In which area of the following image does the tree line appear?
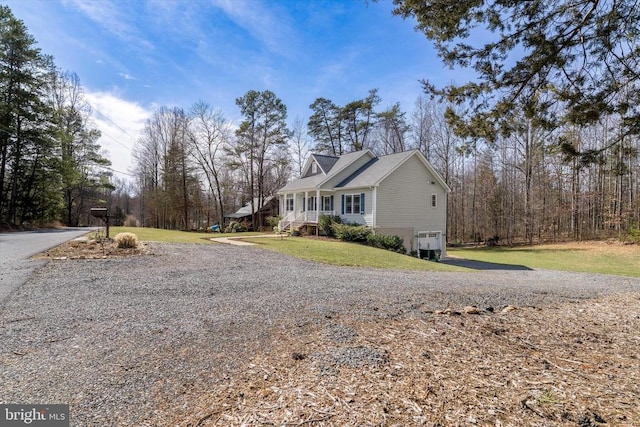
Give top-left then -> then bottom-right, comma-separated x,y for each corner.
3,2 -> 640,244
132,88 -> 640,243
0,6 -> 111,228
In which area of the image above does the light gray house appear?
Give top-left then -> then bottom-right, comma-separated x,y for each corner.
277,149 -> 450,256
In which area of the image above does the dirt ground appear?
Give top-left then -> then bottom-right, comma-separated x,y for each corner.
35,239 -> 640,426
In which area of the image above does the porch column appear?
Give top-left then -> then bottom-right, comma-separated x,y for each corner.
304,191 -> 308,221
316,189 -> 321,235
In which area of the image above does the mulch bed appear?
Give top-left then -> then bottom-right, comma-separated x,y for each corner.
164,293 -> 639,427
35,238 -> 150,260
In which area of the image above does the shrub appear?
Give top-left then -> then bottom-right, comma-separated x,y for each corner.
114,232 -> 138,249
124,215 -> 139,227
266,215 -> 281,229
332,223 -> 372,242
318,214 -> 342,237
366,233 -> 406,254
628,224 -> 640,243
224,221 -> 246,233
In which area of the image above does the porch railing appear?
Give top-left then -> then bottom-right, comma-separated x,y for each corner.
304,210 -> 335,223
278,210 -> 336,231
277,211 -> 304,232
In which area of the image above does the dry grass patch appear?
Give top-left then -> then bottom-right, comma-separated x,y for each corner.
114,232 -> 139,248
165,293 -> 640,427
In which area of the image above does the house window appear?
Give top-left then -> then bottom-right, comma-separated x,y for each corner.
431,194 -> 437,208
311,162 -> 318,174
286,197 -> 294,212
344,194 -> 361,214
322,196 -> 332,212
307,196 -> 317,211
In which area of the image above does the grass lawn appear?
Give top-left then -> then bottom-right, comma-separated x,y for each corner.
107,227 -> 640,276
243,236 -> 467,272
449,241 -> 640,277
109,226 -> 263,244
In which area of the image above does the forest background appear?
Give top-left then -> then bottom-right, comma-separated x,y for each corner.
1,2 -> 639,245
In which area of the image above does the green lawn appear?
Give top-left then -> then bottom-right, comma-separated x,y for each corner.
243,236 -> 467,271
109,226 -> 263,244
448,243 -> 640,277
107,227 -> 640,276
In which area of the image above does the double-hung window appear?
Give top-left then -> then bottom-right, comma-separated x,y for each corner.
322,196 -> 332,212
307,196 -> 317,211
344,194 -> 361,214
285,197 -> 294,212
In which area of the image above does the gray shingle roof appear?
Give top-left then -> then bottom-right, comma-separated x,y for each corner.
313,154 -> 339,174
336,150 -> 415,188
278,149 -> 449,194
279,150 -> 371,192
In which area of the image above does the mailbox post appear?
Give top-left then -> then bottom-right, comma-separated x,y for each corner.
90,207 -> 110,239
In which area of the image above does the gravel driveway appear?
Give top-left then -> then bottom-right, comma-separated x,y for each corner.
1,242 -> 639,425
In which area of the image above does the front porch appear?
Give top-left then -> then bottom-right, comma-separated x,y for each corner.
278,191 -> 336,232
277,209 -> 336,232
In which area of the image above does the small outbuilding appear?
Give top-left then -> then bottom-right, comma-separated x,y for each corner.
224,196 -> 278,230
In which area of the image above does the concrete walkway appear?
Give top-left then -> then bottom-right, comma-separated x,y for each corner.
210,234 -> 287,246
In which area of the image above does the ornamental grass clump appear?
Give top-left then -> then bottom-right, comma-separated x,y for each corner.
114,232 -> 138,249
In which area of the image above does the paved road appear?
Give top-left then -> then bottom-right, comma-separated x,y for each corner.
0,228 -> 96,303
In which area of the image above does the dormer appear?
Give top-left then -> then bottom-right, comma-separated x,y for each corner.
301,153 -> 339,178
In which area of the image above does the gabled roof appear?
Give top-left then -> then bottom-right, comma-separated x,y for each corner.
225,196 -> 274,218
313,154 -> 339,174
336,150 -> 414,188
278,149 -> 450,193
279,150 -> 373,192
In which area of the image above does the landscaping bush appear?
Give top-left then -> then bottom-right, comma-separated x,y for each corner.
114,232 -> 138,249
266,216 -> 281,229
628,224 -> 640,243
366,233 -> 406,254
332,223 -> 372,242
224,221 -> 245,233
318,214 -> 342,237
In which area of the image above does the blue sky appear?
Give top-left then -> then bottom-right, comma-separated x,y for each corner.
6,0 -> 455,179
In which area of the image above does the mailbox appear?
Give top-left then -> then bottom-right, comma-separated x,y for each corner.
90,207 -> 110,238
90,207 -> 108,218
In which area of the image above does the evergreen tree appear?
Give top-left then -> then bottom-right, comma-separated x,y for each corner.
0,6 -> 57,225
390,0 -> 640,162
234,90 -> 289,229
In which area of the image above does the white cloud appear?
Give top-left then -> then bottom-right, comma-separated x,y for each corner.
62,0 -> 154,50
84,91 -> 152,180
209,0 -> 297,58
118,72 -> 136,80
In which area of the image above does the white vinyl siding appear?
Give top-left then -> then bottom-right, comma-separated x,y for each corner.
375,155 -> 446,232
